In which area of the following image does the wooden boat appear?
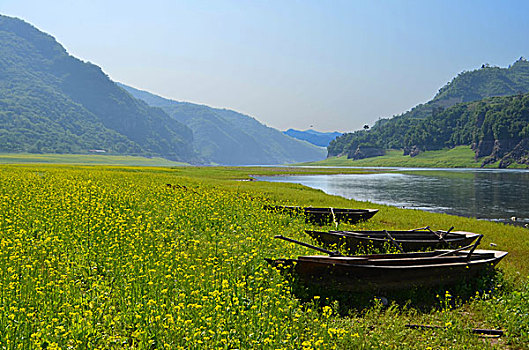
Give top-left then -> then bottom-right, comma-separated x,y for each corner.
305,228 -> 480,252
267,235 -> 507,292
267,249 -> 507,292
264,205 -> 378,225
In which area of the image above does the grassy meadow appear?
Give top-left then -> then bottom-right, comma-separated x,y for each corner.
0,153 -> 188,167
300,146 -> 529,169
0,164 -> 528,348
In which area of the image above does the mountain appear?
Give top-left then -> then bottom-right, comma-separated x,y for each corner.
0,14 -> 196,161
120,84 -> 326,165
329,59 -> 529,167
283,129 -> 342,147
400,93 -> 529,167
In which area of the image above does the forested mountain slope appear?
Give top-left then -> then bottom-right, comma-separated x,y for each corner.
120,84 -> 326,165
329,59 -> 529,167
0,15 -> 196,161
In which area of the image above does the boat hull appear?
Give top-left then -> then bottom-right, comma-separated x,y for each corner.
268,250 -> 507,292
265,205 -> 378,225
305,230 -> 480,252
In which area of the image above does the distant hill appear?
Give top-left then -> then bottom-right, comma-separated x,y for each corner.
120,84 -> 326,165
329,59 -> 529,167
283,129 -> 342,147
0,14 -> 197,161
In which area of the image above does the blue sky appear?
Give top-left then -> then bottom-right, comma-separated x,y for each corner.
2,0 -> 529,132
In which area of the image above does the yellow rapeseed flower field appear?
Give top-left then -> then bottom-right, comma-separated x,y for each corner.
0,165 -> 527,349
0,166 -> 355,349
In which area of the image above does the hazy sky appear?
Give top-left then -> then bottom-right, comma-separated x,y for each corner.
2,0 -> 529,132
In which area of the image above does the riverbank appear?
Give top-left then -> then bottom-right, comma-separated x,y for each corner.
0,164 -> 527,348
257,170 -> 529,226
299,146 -> 529,169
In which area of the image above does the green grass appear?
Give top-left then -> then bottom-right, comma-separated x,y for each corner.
0,164 -> 527,348
168,165 -> 376,180
299,146 -> 507,168
0,153 -> 188,166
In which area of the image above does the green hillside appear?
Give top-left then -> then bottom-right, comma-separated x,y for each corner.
329,59 -> 529,167
300,146 -> 519,168
120,84 -> 327,165
0,15 -> 196,161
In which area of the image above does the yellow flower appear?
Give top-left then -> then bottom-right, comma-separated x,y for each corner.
322,305 -> 332,318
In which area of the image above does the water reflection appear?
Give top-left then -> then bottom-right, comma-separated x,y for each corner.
257,170 -> 529,223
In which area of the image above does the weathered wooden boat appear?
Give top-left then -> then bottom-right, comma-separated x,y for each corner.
267,235 -> 507,292
305,227 -> 480,252
264,205 -> 378,225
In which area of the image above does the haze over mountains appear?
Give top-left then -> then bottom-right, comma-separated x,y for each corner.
283,129 -> 342,147
330,59 -> 529,167
120,84 -> 326,165
0,14 -> 325,165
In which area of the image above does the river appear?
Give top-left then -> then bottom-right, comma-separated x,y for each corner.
257,168 -> 529,224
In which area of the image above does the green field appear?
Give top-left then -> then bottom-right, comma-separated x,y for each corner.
300,146 -> 522,168
0,164 -> 527,348
0,153 -> 188,166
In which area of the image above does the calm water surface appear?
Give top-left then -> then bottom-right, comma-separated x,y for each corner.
257,169 -> 529,223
